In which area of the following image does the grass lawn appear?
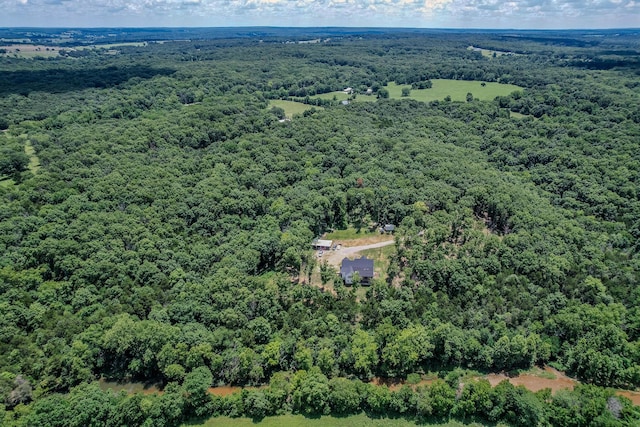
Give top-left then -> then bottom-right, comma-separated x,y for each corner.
268,100 -> 320,118
185,414 -> 489,427
386,80 -> 522,103
360,244 -> 395,282
324,227 -> 378,241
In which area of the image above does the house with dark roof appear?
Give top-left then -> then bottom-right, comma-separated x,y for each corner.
340,257 -> 374,285
382,224 -> 395,233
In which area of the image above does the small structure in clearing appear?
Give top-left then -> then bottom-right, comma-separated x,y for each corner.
312,239 -> 333,250
381,224 -> 395,233
340,256 -> 374,285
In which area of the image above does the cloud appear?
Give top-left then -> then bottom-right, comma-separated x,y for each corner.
0,0 -> 638,27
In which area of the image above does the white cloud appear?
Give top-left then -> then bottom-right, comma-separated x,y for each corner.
0,0 -> 638,27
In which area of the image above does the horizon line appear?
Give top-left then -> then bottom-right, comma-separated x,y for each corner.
1,26 -> 639,31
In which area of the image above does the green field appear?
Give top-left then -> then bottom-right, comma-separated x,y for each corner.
360,243 -> 396,282
467,46 -> 517,58
386,80 -> 522,102
13,51 -> 59,58
0,45 -> 61,58
324,227 -> 379,240
311,91 -> 378,103
185,414 -> 490,427
268,100 -> 320,118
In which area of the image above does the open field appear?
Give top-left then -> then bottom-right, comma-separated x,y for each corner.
0,42 -> 149,58
468,46 -> 518,58
0,44 -> 61,58
324,227 -> 387,242
185,414 -> 486,427
311,91 -> 377,103
268,100 -> 320,118
386,80 -> 522,102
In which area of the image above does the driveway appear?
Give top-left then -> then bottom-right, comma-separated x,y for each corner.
322,239 -> 395,269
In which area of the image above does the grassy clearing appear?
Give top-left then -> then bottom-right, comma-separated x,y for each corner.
359,243 -> 395,282
311,91 -> 377,103
268,100 -> 320,118
324,227 -> 378,241
386,80 -> 522,103
0,45 -> 61,58
185,414 -> 487,427
25,140 -> 40,174
509,111 -> 529,119
468,46 -> 517,58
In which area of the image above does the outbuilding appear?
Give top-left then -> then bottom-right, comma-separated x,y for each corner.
312,239 -> 333,250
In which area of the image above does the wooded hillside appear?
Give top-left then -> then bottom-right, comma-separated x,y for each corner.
1,29 -> 640,426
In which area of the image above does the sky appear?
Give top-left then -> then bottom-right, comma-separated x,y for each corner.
0,0 -> 638,29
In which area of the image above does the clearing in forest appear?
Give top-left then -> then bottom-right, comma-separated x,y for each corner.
268,100 -> 320,118
25,140 -> 40,173
467,45 -> 518,58
386,79 -> 522,102
310,91 -> 377,103
0,136 -> 40,187
309,228 -> 395,296
0,44 -> 62,58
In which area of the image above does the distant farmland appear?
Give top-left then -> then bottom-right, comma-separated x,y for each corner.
387,79 -> 522,102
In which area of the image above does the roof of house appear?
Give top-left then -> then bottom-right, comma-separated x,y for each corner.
312,239 -> 333,247
340,257 -> 374,279
383,224 -> 395,231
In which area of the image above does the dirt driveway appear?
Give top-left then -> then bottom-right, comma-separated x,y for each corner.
322,238 -> 395,269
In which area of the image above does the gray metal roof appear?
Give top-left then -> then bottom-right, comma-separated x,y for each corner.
340,257 -> 374,279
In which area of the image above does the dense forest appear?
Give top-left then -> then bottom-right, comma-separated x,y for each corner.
1,29 -> 640,426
